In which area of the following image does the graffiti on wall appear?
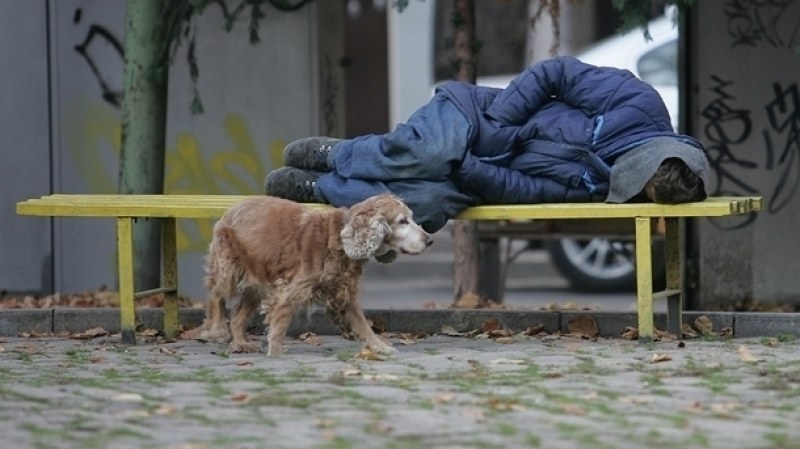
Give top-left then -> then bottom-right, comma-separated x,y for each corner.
70,9 -> 283,252
699,1 -> 800,229
723,0 -> 800,50
701,75 -> 800,228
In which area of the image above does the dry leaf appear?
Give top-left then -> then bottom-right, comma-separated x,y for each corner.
236,360 -> 254,366
493,337 -> 514,344
154,404 -> 179,415
650,353 -> 672,363
340,366 -> 362,377
655,329 -> 678,340
737,345 -> 761,363
300,332 -> 322,346
113,393 -> 144,402
138,328 -> 160,337
88,355 -> 107,364
480,317 -> 502,333
681,323 -> 699,339
621,326 -> 639,340
431,393 -> 456,405
70,327 -> 109,340
521,323 -> 545,336
440,325 -> 464,337
566,315 -> 599,337
230,393 -> 250,404
453,291 -> 481,309
355,347 -> 386,361
694,316 -> 714,335
489,358 -> 526,365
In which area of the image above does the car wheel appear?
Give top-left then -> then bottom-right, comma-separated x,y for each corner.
544,238 -> 665,292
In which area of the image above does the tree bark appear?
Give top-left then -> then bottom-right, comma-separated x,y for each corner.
450,0 -> 492,307
119,0 -> 168,292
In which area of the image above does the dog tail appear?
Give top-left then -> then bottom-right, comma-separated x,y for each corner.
204,223 -> 247,293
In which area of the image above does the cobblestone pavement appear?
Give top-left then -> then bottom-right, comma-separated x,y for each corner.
1,333 -> 799,449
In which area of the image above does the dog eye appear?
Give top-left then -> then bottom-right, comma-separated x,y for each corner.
398,218 -> 409,225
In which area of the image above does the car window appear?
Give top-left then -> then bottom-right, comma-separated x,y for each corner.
636,40 -> 677,86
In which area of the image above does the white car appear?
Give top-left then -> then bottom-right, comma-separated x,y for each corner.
477,17 -> 679,292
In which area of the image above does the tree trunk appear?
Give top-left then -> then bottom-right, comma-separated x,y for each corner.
450,0 -> 492,307
119,0 -> 168,292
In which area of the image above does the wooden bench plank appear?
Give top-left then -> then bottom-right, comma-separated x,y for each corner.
18,195 -> 762,220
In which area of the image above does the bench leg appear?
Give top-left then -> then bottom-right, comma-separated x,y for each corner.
635,217 -> 654,341
162,218 -> 178,340
117,217 -> 136,345
664,217 -> 682,336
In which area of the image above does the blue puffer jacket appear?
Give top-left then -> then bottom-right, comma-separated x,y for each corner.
318,56 -> 700,232
441,56 -> 696,203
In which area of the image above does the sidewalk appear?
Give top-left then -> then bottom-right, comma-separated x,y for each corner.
2,332 -> 799,449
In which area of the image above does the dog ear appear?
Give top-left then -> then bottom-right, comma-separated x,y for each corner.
341,208 -> 390,259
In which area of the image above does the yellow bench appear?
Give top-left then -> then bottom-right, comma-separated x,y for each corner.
16,194 -> 762,343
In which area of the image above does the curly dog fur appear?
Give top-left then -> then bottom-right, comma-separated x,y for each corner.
195,194 -> 432,356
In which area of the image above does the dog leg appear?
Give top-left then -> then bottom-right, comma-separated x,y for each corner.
341,301 -> 397,355
227,287 -> 262,353
265,294 -> 298,357
196,293 -> 231,343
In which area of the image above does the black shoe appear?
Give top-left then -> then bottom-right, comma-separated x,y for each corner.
264,167 -> 322,203
282,137 -> 342,171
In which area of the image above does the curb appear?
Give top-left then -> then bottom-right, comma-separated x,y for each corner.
1,308 -> 798,339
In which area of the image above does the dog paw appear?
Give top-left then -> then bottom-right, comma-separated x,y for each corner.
196,328 -> 231,343
369,342 -> 398,355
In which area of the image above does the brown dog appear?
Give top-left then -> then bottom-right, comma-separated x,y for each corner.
195,194 -> 432,356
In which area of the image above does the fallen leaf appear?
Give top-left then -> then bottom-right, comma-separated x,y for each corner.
340,366 -> 362,377
737,345 -> 761,363
493,337 -> 514,344
431,393 -> 456,405
300,332 -> 322,346
621,395 -> 653,405
70,327 -> 109,340
566,315 -> 599,337
355,347 -> 386,361
681,323 -> 698,339
236,360 -> 254,366
480,317 -> 502,333
650,353 -> 672,363
230,393 -> 250,404
521,323 -> 545,336
113,393 -> 144,402
489,358 -> 526,365
88,355 -> 107,364
138,328 -> 160,337
453,292 -> 481,309
694,316 -> 714,335
153,404 -> 179,415
621,326 -> 639,340
440,325 -> 464,337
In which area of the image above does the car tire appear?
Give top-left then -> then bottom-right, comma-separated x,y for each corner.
544,238 -> 666,293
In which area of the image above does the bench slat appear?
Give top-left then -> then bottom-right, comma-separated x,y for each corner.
18,195 -> 762,220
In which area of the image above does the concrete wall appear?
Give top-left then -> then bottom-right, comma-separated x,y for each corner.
0,0 -> 53,295
689,1 -> 800,307
2,0 -> 345,299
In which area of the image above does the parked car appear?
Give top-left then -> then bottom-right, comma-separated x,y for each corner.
477,16 -> 678,292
